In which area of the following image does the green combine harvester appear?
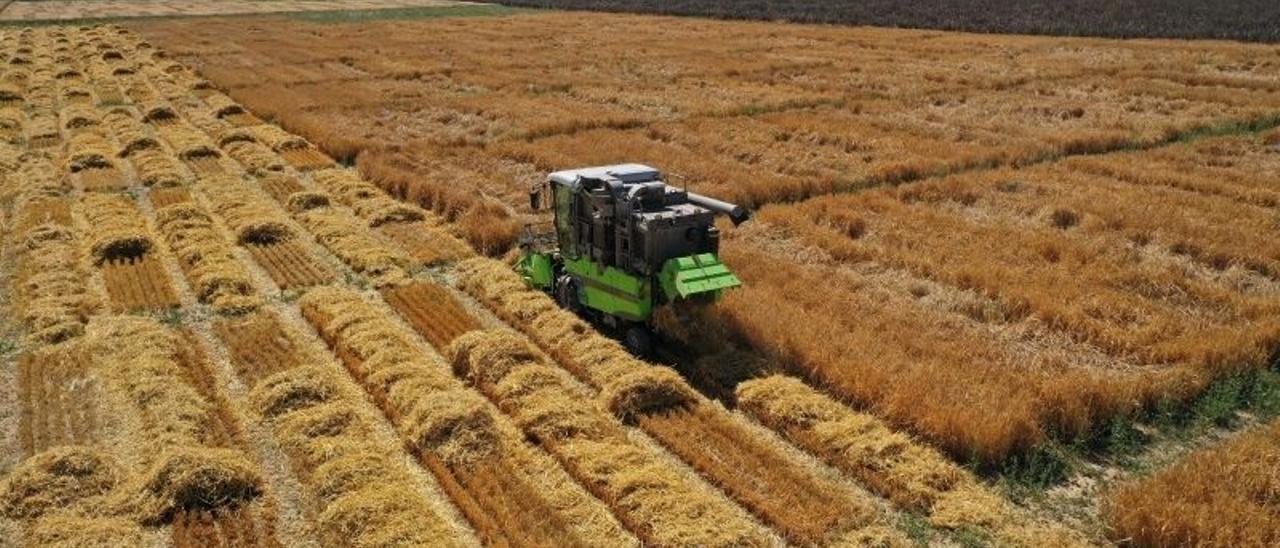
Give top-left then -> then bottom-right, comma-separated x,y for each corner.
517,164 -> 750,356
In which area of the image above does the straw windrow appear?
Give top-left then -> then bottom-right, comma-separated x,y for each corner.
449,328 -> 775,547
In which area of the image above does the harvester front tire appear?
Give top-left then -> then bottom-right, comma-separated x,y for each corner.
624,326 -> 652,358
556,276 -> 578,313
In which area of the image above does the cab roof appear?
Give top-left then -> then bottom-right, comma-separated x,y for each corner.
547,163 -> 663,187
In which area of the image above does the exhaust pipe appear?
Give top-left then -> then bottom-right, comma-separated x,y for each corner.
687,192 -> 751,226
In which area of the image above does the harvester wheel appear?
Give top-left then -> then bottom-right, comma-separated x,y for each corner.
556,276 -> 578,313
624,325 -> 652,358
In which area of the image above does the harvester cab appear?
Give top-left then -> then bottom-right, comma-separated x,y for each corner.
517,163 -> 749,356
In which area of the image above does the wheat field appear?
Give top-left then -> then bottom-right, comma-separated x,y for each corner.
0,9 -> 1277,547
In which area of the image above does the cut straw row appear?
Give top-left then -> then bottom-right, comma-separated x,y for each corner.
157,122 -> 221,162
221,133 -> 286,175
62,130 -> 115,174
453,256 -> 698,418
82,316 -> 264,523
282,186 -> 412,287
247,361 -> 465,547
2,316 -> 265,544
197,173 -> 296,245
103,107 -> 157,155
311,167 -> 426,228
449,328 -> 774,547
9,152 -> 90,345
297,285 -> 634,546
736,375 -> 1084,546
11,203 -> 98,344
153,201 -> 261,314
79,193 -> 153,264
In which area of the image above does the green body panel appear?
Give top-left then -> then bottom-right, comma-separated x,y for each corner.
659,253 -> 742,300
516,251 -> 555,290
516,249 -> 739,323
563,255 -> 652,322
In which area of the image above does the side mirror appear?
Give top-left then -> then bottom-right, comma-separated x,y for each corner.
529,184 -> 541,211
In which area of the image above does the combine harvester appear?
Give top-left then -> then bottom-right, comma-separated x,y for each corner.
518,163 -> 749,356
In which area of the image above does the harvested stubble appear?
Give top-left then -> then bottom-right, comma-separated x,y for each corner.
80,193 -> 154,263
299,286 -> 626,546
258,174 -> 305,203
282,147 -> 335,172
311,167 -> 426,228
1106,418 -> 1280,547
638,403 -> 883,546
381,281 -> 480,351
84,316 -> 265,522
149,187 -> 191,208
248,238 -> 336,289
12,195 -> 70,235
99,252 -> 181,312
449,329 -> 773,547
214,311 -> 305,387
735,376 -> 1081,545
18,345 -> 102,454
289,194 -> 412,287
172,505 -> 282,548
154,202 -> 262,314
248,365 -> 463,547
